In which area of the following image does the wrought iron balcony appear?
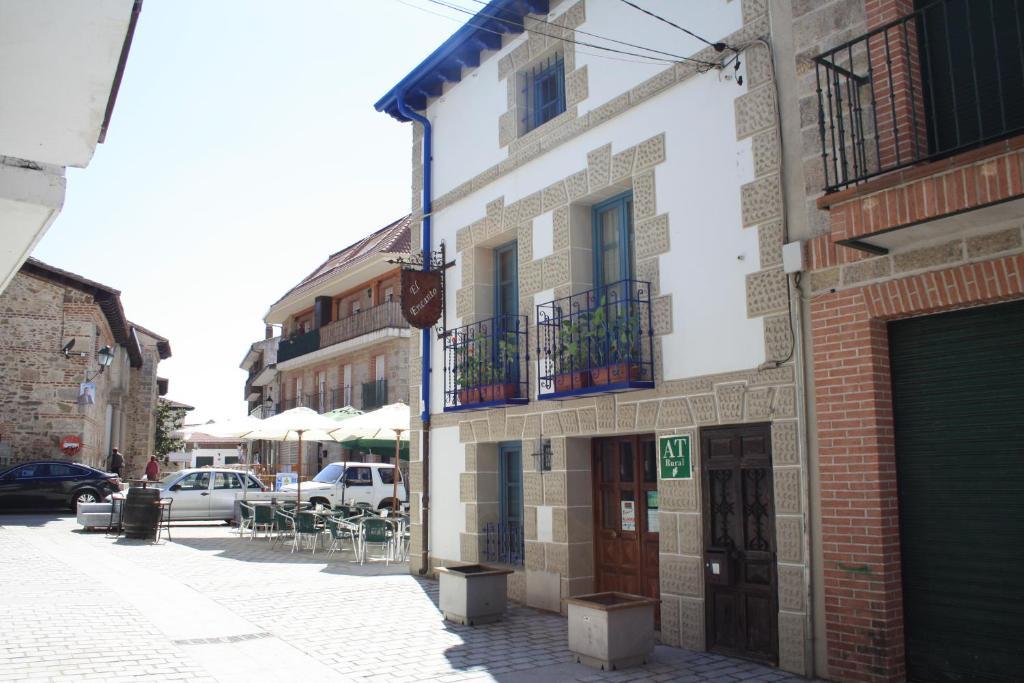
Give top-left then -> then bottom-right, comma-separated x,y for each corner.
362,379 -> 388,411
815,0 -> 1024,193
276,302 -> 409,365
277,328 -> 320,363
443,314 -> 529,411
536,279 -> 654,399
332,385 -> 354,410
483,521 -> 525,566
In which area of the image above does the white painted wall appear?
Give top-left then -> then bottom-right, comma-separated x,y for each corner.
428,425 -> 464,562
427,1 -> 743,199
0,0 -> 136,167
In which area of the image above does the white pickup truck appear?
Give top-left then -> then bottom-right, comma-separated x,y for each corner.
280,461 -> 407,510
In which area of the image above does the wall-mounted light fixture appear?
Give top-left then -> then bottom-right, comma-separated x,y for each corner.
83,346 -> 115,382
531,438 -> 552,472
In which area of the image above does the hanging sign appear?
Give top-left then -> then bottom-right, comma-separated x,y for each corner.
621,500 -> 636,531
659,434 -> 692,479
400,269 -> 443,329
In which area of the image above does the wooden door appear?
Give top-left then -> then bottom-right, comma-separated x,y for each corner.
701,424 -> 778,664
593,435 -> 660,619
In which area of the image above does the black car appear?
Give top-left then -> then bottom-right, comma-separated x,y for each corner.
0,461 -> 120,512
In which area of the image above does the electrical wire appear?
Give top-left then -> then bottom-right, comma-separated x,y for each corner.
415,0 -> 715,66
392,0 -> 676,66
616,0 -> 728,51
457,0 -> 716,66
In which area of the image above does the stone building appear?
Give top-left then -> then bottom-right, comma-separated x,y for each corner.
376,1 -> 814,676
0,259 -> 171,475
778,0 -> 1024,681
261,216 -> 412,475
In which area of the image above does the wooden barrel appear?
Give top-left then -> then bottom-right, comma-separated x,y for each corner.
122,487 -> 160,539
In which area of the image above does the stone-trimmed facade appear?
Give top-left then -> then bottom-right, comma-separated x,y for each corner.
399,0 -> 812,676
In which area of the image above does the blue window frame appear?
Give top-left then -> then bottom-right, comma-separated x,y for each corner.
592,192 -> 635,287
494,241 -> 518,319
499,442 -> 523,526
522,53 -> 565,132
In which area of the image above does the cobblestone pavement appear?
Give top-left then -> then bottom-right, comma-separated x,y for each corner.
0,513 -> 809,682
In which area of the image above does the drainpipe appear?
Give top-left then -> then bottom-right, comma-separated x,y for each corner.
395,95 -> 432,575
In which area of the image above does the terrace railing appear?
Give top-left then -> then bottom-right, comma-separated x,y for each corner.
815,0 -> 1024,192
361,379 -> 388,411
443,314 -> 529,411
277,329 -> 320,364
536,279 -> 654,399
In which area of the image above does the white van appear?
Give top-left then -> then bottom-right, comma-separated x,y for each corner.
280,461 -> 407,510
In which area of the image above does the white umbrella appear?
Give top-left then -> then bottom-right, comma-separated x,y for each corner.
334,402 -> 411,510
235,407 -> 348,504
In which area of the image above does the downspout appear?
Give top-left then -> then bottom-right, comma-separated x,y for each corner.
395,95 -> 432,575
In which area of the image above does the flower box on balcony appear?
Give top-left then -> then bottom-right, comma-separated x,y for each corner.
445,314 -> 529,412
537,280 -> 655,399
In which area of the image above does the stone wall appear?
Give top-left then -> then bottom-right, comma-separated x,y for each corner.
121,330 -> 163,477
0,271 -> 120,469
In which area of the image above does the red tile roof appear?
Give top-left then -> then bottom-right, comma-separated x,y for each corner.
271,215 -> 411,308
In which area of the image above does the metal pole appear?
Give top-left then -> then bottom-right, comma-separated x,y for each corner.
392,429 -> 403,511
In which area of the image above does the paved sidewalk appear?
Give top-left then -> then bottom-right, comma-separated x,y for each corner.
0,513 -> 807,682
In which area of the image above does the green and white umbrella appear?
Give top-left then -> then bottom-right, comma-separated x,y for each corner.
333,402 -> 411,508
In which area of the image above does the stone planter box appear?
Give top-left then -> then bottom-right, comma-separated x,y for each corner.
565,592 -> 658,670
436,564 -> 514,625
77,502 -> 113,531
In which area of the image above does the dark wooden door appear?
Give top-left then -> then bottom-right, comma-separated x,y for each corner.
593,435 -> 660,619
701,424 -> 778,664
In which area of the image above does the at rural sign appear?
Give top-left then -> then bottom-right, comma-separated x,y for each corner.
400,269 -> 443,329
659,434 -> 691,480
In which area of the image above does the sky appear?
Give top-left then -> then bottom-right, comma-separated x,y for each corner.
33,0 -> 464,424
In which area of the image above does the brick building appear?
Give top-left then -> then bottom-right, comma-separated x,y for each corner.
780,0 -> 1024,680
240,330 -> 281,468
0,259 -> 172,475
261,216 -> 412,475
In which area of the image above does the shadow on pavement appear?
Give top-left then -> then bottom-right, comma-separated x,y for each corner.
0,511 -> 72,528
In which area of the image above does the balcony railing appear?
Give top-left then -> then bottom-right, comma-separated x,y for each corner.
361,379 -> 388,411
320,301 -> 408,349
483,521 -> 524,566
815,0 -> 1024,192
536,279 -> 655,399
443,314 -> 529,411
333,385 -> 354,409
276,302 -> 409,365
277,328 -> 320,363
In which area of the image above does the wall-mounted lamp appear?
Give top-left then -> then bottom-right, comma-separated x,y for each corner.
531,438 -> 552,472
83,346 -> 115,382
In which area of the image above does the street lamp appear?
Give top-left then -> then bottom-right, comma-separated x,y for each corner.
96,346 -> 115,370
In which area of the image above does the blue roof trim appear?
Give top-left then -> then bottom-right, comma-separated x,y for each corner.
374,0 -> 550,121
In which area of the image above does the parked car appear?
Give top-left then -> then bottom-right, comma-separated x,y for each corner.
0,461 -> 120,512
281,462 -> 407,510
155,468 -> 267,522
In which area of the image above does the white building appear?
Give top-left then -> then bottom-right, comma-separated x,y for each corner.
377,0 -> 811,674
0,0 -> 142,294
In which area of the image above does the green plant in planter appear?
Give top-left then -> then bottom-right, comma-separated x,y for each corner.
557,317 -> 588,370
588,296 -> 644,384
453,331 -> 489,403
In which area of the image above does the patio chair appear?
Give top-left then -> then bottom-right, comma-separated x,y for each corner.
252,504 -> 275,540
359,517 -> 393,565
238,502 -> 255,537
325,516 -> 356,559
292,511 -> 321,555
272,508 -> 295,548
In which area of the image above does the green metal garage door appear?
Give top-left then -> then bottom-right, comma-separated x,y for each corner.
889,300 -> 1024,682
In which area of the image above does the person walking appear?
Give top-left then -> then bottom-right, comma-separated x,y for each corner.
107,448 -> 125,478
144,455 -> 160,482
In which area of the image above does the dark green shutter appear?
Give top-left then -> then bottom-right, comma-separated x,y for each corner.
889,300 -> 1024,682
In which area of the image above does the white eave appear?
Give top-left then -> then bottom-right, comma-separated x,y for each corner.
251,364 -> 278,387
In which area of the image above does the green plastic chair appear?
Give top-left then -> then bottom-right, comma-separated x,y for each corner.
292,512 -> 321,554
359,517 -> 392,565
272,508 -> 294,548
325,516 -> 355,558
238,502 -> 254,537
252,504 -> 274,540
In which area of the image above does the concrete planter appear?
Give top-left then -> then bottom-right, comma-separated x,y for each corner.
436,564 -> 514,625
565,592 -> 658,670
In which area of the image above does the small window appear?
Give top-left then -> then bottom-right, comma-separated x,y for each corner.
593,192 -> 635,288
16,465 -> 42,479
214,472 -> 242,489
378,467 -> 396,485
384,287 -> 394,303
176,472 -> 210,490
345,466 -> 372,486
520,52 -> 565,133
49,464 -> 79,477
245,475 -> 264,489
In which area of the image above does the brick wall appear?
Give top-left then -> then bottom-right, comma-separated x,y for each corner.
121,331 -> 164,477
